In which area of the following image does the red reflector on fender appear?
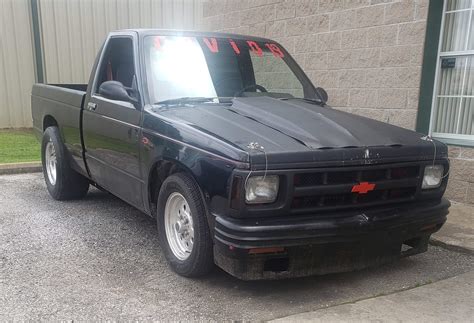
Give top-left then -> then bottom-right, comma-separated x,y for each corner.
248,247 -> 285,254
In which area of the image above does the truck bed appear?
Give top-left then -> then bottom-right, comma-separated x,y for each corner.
31,83 -> 89,175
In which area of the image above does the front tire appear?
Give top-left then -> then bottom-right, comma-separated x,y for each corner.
157,173 -> 214,277
41,126 -> 89,200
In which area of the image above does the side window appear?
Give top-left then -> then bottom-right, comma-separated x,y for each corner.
94,37 -> 136,94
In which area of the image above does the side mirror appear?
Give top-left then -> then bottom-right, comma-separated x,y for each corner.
315,87 -> 328,103
99,81 -> 138,106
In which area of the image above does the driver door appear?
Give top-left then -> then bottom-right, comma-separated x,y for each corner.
83,34 -> 143,209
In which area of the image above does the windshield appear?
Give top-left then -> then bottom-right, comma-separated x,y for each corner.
144,35 -> 315,103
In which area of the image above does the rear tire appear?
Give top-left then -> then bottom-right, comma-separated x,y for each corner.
157,173 -> 214,277
41,126 -> 89,200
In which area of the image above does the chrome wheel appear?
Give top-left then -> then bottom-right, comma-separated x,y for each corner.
45,140 -> 57,185
164,192 -> 194,261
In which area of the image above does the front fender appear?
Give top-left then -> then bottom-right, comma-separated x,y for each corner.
140,129 -> 241,229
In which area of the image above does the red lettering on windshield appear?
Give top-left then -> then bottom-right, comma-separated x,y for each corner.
229,39 -> 240,54
247,41 -> 263,57
203,37 -> 219,53
265,43 -> 284,58
153,37 -> 161,50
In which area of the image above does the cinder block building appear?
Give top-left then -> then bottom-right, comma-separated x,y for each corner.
202,0 -> 474,204
0,0 -> 472,204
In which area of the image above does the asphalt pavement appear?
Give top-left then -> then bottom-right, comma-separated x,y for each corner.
1,173 -> 473,321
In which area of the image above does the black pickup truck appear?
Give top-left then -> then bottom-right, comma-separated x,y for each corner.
32,30 -> 450,280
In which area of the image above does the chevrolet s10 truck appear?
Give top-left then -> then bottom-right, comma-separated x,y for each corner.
32,30 -> 450,280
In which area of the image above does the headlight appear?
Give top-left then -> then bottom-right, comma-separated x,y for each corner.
245,175 -> 279,204
422,165 -> 444,189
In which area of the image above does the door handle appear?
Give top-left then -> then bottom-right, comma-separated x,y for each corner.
87,102 -> 97,111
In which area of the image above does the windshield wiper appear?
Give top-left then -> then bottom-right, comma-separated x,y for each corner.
279,97 -> 325,106
154,97 -> 217,106
154,97 -> 234,106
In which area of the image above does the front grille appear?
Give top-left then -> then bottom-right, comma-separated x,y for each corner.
292,165 -> 421,213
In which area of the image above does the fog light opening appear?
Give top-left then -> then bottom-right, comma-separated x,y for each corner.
401,236 -> 429,256
263,257 -> 289,272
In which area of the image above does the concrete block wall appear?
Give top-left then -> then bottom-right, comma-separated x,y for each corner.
201,0 -> 474,204
202,0 -> 427,127
447,146 -> 474,204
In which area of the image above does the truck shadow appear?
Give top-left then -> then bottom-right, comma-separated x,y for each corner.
81,188 -> 440,287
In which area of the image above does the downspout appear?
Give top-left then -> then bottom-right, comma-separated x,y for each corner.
29,0 -> 45,83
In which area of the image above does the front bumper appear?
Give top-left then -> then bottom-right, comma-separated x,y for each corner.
213,198 -> 450,280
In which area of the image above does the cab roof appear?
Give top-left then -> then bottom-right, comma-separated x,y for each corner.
110,29 -> 276,44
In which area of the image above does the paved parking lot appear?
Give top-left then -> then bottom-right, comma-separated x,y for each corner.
1,173 -> 473,321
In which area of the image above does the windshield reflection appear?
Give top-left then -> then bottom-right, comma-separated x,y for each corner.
144,36 -> 311,104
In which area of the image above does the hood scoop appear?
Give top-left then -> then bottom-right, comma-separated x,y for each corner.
230,97 -> 381,149
227,108 -> 311,149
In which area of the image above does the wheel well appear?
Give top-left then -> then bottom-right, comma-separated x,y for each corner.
43,115 -> 58,131
148,160 -> 187,216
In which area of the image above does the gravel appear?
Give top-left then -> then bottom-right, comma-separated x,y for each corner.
1,173 -> 472,321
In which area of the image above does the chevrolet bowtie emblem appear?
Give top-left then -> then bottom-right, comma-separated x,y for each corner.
351,182 -> 376,194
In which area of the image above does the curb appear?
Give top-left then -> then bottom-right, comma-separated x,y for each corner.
429,238 -> 474,256
270,270 -> 474,322
0,162 -> 42,175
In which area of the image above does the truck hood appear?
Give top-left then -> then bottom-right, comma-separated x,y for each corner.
154,96 -> 446,168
